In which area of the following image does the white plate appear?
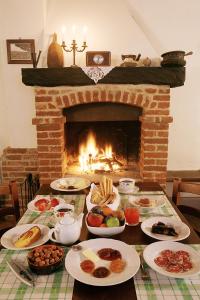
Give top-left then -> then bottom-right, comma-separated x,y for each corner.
50,177 -> 91,192
28,195 -> 66,212
65,238 -> 140,286
129,194 -> 166,213
1,224 -> 50,250
118,186 -> 139,194
141,217 -> 190,241
86,184 -> 120,211
143,241 -> 200,278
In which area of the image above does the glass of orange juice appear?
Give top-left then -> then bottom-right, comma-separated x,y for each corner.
124,205 -> 139,226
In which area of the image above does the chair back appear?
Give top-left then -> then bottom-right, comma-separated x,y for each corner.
172,178 -> 200,205
20,173 -> 40,213
172,178 -> 200,236
0,180 -> 20,222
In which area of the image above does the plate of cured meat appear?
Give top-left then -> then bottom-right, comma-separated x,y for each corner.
65,238 -> 140,286
141,217 -> 190,241
143,241 -> 200,278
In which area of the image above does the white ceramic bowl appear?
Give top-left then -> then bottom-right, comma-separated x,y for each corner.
85,214 -> 125,237
86,184 -> 120,211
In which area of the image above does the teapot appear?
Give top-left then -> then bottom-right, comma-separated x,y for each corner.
49,212 -> 83,245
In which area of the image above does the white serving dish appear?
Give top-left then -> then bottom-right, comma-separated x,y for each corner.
85,214 -> 125,237
143,241 -> 200,278
65,238 -> 140,286
129,194 -> 166,214
50,177 -> 91,192
1,224 -> 50,250
141,216 -> 190,241
86,183 -> 120,211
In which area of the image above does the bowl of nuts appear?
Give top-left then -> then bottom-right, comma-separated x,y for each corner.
27,244 -> 64,275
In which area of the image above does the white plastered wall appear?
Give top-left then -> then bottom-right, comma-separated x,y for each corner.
0,0 -> 200,170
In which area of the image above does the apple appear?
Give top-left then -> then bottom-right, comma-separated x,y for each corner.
87,212 -> 104,227
106,216 -> 120,227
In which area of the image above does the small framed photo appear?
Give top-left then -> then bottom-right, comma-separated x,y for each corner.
86,51 -> 111,67
6,39 -> 35,64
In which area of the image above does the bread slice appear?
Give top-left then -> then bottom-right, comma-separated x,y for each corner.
14,226 -> 41,248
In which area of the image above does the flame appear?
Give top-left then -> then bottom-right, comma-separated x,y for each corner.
78,131 -> 119,172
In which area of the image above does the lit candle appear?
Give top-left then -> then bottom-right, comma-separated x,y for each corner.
61,25 -> 66,42
83,25 -> 88,42
72,24 -> 77,40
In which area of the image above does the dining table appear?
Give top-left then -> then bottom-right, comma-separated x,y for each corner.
0,181 -> 200,300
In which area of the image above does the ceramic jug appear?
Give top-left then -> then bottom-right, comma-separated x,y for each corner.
49,213 -> 83,245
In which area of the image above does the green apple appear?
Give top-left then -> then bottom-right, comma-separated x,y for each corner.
106,217 -> 120,227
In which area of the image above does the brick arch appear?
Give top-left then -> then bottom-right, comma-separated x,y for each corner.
33,84 -> 172,184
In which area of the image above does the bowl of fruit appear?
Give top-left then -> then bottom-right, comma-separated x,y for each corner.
86,205 -> 126,237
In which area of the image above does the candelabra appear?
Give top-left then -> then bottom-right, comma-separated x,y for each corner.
61,39 -> 87,67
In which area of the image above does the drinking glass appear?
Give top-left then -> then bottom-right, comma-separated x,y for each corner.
124,206 -> 139,226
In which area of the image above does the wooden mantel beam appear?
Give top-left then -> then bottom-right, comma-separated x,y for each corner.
21,66 -> 185,88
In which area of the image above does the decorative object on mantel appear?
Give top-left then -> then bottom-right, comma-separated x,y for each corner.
31,50 -> 42,68
81,66 -> 114,83
142,57 -> 151,67
161,50 -> 193,67
86,51 -> 111,67
61,38 -> 87,68
6,39 -> 35,64
120,54 -> 141,67
21,66 -> 185,88
47,33 -> 64,68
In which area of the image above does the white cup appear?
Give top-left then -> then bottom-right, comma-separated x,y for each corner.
119,178 -> 135,192
53,203 -> 74,221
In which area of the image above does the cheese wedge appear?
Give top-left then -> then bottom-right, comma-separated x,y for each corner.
82,248 -> 99,263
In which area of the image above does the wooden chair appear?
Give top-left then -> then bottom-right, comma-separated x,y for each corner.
19,173 -> 40,213
0,181 -> 20,236
172,178 -> 200,236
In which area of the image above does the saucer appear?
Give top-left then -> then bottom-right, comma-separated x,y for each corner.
118,186 -> 139,194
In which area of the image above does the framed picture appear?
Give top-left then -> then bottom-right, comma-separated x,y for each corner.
6,39 -> 35,64
86,51 -> 111,67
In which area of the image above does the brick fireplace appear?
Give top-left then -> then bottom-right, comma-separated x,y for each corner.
1,66 -> 185,185
31,83 -> 171,184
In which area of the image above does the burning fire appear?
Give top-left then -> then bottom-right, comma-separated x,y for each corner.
78,131 -> 121,173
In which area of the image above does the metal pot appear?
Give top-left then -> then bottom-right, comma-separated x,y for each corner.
161,50 -> 193,67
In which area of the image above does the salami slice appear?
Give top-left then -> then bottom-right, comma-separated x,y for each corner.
160,250 -> 174,259
154,256 -> 169,267
166,263 -> 183,273
155,249 -> 193,274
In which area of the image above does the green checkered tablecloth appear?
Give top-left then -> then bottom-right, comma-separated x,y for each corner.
134,245 -> 200,300
0,249 -> 74,300
0,192 -> 199,300
120,193 -> 180,222
0,194 -> 85,300
18,194 -> 85,227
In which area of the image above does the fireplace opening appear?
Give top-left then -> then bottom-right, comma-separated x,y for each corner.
63,103 -> 142,176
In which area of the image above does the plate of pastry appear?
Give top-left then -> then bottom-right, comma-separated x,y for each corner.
0,224 -> 50,250
141,216 -> 190,241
